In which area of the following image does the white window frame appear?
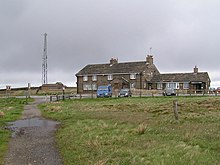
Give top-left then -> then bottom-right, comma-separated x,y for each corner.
130,73 -> 136,80
157,83 -> 162,89
83,84 -> 90,90
92,83 -> 97,90
166,82 -> 179,89
107,74 -> 113,80
92,75 -> 97,81
130,83 -> 135,88
83,83 -> 97,90
83,75 -> 88,81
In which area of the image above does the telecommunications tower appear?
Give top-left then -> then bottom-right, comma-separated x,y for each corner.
42,33 -> 48,84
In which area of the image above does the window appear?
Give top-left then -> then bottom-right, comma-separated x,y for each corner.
157,83 -> 162,89
107,74 -> 113,80
92,83 -> 97,90
83,75 -> 88,81
183,82 -> 189,89
92,75 -> 97,81
166,82 -> 179,89
130,74 -> 136,80
83,84 -> 90,90
83,83 -> 97,90
131,83 -> 135,88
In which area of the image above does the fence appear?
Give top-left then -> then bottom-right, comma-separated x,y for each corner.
48,89 -> 220,102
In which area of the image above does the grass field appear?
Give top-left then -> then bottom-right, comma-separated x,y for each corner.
0,98 -> 30,164
40,96 -> 220,165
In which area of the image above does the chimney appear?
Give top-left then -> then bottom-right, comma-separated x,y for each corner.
110,58 -> 118,65
193,66 -> 198,73
146,55 -> 153,64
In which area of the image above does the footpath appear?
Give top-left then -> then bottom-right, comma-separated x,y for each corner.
4,98 -> 63,165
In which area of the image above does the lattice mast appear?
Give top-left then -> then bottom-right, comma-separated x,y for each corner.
42,33 -> 48,84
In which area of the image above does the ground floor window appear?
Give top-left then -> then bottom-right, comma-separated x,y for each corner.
83,83 -> 97,90
183,82 -> 189,89
130,83 -> 135,88
157,83 -> 162,89
167,82 -> 179,89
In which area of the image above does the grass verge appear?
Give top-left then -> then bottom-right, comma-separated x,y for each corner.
40,96 -> 220,165
0,97 -> 31,164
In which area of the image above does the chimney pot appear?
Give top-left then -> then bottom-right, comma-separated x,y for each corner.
194,66 -> 198,73
110,58 -> 118,65
146,55 -> 153,64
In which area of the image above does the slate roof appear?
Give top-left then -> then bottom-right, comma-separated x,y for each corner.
76,61 -> 157,76
151,72 -> 210,82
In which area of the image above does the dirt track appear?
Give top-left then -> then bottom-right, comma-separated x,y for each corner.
4,98 -> 63,165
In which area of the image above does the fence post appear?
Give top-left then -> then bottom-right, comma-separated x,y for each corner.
173,100 -> 179,120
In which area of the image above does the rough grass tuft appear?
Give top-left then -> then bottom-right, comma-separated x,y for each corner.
0,111 -> 5,118
48,106 -> 62,112
137,123 -> 147,135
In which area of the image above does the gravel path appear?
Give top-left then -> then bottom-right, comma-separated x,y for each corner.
4,98 -> 63,165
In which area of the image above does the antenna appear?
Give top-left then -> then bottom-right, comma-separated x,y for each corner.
42,33 -> 48,84
150,47 -> 152,55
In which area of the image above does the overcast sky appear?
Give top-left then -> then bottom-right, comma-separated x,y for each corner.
1,0 -> 220,88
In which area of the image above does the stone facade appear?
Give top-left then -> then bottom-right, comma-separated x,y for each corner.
76,56 -> 211,94
76,55 -> 160,94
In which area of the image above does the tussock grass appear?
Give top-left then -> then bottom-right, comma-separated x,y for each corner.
0,111 -> 5,118
40,97 -> 220,164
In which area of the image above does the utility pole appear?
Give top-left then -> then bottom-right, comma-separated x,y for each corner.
42,33 -> 48,84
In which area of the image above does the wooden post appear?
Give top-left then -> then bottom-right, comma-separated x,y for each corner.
173,100 -> 179,120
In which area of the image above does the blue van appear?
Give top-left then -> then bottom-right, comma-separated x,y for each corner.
97,85 -> 112,98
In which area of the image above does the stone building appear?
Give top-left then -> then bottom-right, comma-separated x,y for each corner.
40,82 -> 66,91
75,55 -> 211,94
151,66 -> 211,92
75,55 -> 160,94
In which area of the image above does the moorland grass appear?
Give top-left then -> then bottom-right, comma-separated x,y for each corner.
0,98 -> 29,164
40,96 -> 220,165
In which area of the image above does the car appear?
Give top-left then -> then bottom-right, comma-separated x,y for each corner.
163,88 -> 176,96
97,85 -> 112,98
209,87 -> 216,94
118,88 -> 132,97
216,87 -> 220,93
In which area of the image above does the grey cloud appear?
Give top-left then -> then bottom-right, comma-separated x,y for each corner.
1,0 -> 220,88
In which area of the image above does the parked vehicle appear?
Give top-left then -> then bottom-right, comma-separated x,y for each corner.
216,87 -> 220,93
209,87 -> 216,94
118,88 -> 132,97
163,88 -> 176,96
97,85 -> 112,98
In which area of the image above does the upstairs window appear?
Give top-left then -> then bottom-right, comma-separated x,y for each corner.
130,74 -> 136,80
83,75 -> 88,81
92,75 -> 97,81
107,74 -> 113,80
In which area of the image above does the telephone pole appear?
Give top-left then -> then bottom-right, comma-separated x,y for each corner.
42,33 -> 48,84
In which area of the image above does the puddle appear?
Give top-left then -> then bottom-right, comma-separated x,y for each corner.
7,118 -> 59,138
